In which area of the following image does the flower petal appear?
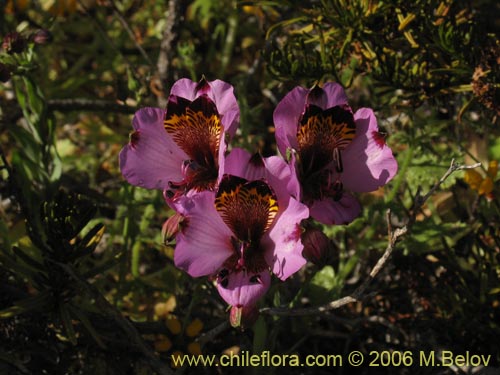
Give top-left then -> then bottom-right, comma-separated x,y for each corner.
263,197 -> 309,280
205,79 -> 240,137
173,191 -> 234,277
224,148 -> 298,207
170,78 -> 240,137
309,193 -> 361,225
169,78 -> 199,100
217,269 -> 271,308
119,107 -> 187,190
341,108 -> 398,192
273,86 -> 308,157
313,82 -> 349,109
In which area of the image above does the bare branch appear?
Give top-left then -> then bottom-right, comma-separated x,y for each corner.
47,98 -> 137,114
260,218 -> 407,317
110,0 -> 154,67
155,0 -> 179,107
408,159 -> 481,228
260,159 -> 481,317
196,321 -> 231,346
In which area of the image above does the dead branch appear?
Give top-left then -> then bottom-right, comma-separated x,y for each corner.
260,159 -> 481,317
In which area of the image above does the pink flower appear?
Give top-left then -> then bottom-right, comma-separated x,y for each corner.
273,83 -> 398,224
171,149 -> 309,321
217,269 -> 270,328
119,77 -> 239,198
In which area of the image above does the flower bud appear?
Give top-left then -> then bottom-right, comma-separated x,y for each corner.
32,29 -> 52,45
162,212 -> 185,244
229,304 -> 259,329
2,32 -> 26,54
217,270 -> 270,328
301,226 -> 332,266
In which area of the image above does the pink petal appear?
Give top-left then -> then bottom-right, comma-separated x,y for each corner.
170,78 -> 240,137
309,193 -> 361,225
206,79 -> 240,138
341,108 -> 398,192
173,191 -> 234,277
273,86 -> 308,157
217,269 -> 271,308
169,78 -> 198,100
224,148 -> 299,208
263,197 -> 309,280
315,82 -> 349,109
223,147 -> 259,180
119,107 -> 188,189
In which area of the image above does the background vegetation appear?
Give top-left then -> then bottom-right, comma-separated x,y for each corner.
1,0 -> 499,374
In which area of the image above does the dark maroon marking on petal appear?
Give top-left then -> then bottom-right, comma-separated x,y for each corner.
164,95 -> 222,191
297,105 -> 356,177
195,76 -> 210,94
188,95 -> 219,118
306,84 -> 325,104
215,175 -> 278,242
216,175 -> 278,274
249,152 -> 265,168
217,268 -> 229,288
165,96 -> 192,117
129,130 -> 141,149
372,130 -> 387,149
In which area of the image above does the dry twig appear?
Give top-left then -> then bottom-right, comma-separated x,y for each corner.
260,159 -> 481,317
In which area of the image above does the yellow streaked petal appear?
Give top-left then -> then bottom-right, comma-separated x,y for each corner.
478,177 -> 494,196
487,160 -> 498,179
464,169 -> 483,191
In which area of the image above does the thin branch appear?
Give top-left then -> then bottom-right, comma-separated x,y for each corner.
155,0 -> 179,107
417,158 -> 481,208
110,0 -> 154,67
260,219 -> 407,317
47,98 -> 137,114
408,158 -> 481,228
196,321 -> 230,346
260,159 -> 481,317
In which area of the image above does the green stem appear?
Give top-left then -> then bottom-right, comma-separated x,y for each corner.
219,4 -> 238,77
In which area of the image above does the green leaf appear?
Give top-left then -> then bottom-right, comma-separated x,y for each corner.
307,265 -> 338,305
0,291 -> 52,319
12,245 -> 44,271
69,305 -> 107,349
59,303 -> 77,345
252,316 -> 267,355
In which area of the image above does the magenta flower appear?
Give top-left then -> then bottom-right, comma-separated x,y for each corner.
119,77 -> 239,198
217,269 -> 270,327
274,83 -> 398,225
171,150 -> 309,320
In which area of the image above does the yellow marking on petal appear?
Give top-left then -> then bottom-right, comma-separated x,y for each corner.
164,109 -> 222,160
298,113 -> 356,153
215,176 -> 279,241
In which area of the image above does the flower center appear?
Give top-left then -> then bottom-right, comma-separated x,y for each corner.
215,174 -> 278,273
296,104 -> 355,202
164,95 -> 222,193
